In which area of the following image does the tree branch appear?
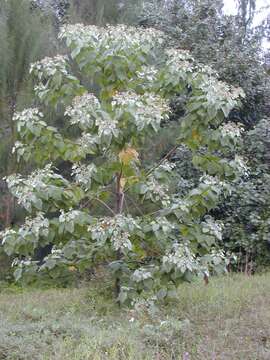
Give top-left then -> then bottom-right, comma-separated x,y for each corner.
145,143 -> 180,178
125,193 -> 144,216
94,197 -> 116,216
124,143 -> 180,194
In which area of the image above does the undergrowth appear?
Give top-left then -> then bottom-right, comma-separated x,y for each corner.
1,273 -> 270,359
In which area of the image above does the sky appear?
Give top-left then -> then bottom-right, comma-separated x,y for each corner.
223,0 -> 270,26
223,0 -> 270,49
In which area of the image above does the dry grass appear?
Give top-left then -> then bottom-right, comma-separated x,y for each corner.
1,273 -> 270,359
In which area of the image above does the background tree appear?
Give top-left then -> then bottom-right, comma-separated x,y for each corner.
35,0 -> 142,25
0,0 -> 58,280
237,0 -> 256,30
133,0 -> 270,269
0,0 -> 57,224
136,0 -> 269,125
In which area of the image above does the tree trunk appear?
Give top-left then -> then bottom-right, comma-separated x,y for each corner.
115,171 -> 124,303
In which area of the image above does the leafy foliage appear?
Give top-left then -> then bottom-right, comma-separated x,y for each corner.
134,0 -> 270,270
0,0 -> 58,278
220,117 -> 270,271
136,0 -> 270,124
1,23 -> 245,303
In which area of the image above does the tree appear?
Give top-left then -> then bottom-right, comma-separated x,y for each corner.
36,0 -> 142,25
136,0 -> 270,125
237,0 -> 256,30
220,117 -> 270,272
132,0 -> 270,270
1,24 -> 245,303
0,0 -> 58,280
0,0 -> 57,225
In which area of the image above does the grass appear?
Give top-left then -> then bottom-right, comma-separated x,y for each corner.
1,273 -> 270,359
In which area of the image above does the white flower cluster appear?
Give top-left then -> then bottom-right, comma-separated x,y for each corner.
200,175 -> 232,197
59,23 -> 97,45
201,216 -> 223,242
12,141 -> 28,157
199,79 -> 245,117
1,213 -> 49,246
30,55 -> 80,104
71,163 -> 97,190
30,55 -> 69,78
150,216 -> 175,235
199,175 -> 229,193
24,213 -> 50,238
229,155 -> 249,177
199,64 -> 219,78
136,66 -> 158,81
13,108 -> 45,134
112,91 -> 170,132
157,160 -> 176,172
165,48 -> 194,76
96,114 -> 119,139
143,176 -> 170,206
11,108 -> 51,160
65,93 -> 101,130
13,107 -> 43,124
77,133 -> 99,155
162,243 -> 199,274
40,248 -> 65,270
5,164 -> 68,211
132,268 -> 152,282
166,49 -> 194,62
59,24 -> 164,54
89,215 -> 139,252
105,24 -> 164,47
202,79 -> 230,104
11,258 -> 34,267
1,229 -> 17,245
49,247 -> 64,259
230,86 -> 245,100
220,122 -> 243,139
66,93 -> 120,145
59,209 -> 84,224
112,230 -> 131,252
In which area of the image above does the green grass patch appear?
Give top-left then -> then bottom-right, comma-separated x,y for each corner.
1,273 -> 270,359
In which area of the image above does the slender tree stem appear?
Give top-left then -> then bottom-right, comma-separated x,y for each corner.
145,143 -> 179,177
115,169 -> 124,304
